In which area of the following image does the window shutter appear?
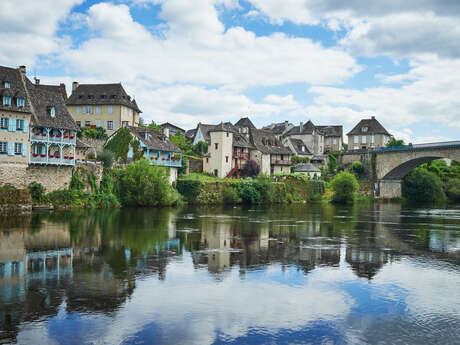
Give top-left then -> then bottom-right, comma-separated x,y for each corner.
11,119 -> 16,131
22,143 -> 27,156
113,121 -> 117,130
95,120 -> 101,127
104,121 -> 107,129
7,142 -> 13,155
23,119 -> 28,133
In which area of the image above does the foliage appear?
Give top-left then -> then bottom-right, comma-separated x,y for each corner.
402,168 -> 446,203
330,171 -> 359,204
292,156 -> 310,164
343,143 -> 348,151
104,127 -> 133,163
28,182 -> 48,204
170,133 -> 208,157
348,161 -> 366,178
193,141 -> 208,156
255,174 -> 276,204
131,139 -> 144,161
386,138 -> 405,147
70,171 -> 85,191
238,182 -> 262,204
140,121 -> 163,131
176,179 -> 202,201
222,185 -> 241,204
115,159 -> 179,207
98,149 -> 115,169
78,127 -> 108,140
328,153 -> 338,174
445,178 -> 460,202
178,156 -> 188,175
240,160 -> 260,178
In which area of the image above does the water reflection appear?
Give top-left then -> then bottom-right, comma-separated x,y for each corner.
0,203 -> 459,344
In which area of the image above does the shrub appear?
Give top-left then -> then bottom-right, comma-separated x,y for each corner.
348,161 -> 366,178
239,182 -> 262,204
402,168 -> 446,203
240,160 -> 260,178
445,178 -> 460,202
176,179 -> 202,201
28,182 -> 47,203
292,156 -> 310,164
70,171 -> 85,191
79,127 -> 108,140
98,149 -> 115,169
255,174 -> 275,203
386,138 -> 405,147
222,185 -> 241,204
330,171 -> 359,204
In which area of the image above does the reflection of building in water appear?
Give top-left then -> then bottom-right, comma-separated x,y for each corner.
345,246 -> 388,279
297,247 -> 340,273
201,222 -> 233,274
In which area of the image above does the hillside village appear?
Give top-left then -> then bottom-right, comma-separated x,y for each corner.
0,64 -> 394,190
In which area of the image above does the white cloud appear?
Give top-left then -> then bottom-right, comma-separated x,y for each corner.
0,0 -> 83,66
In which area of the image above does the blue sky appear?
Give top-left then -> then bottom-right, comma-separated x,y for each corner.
1,0 -> 460,143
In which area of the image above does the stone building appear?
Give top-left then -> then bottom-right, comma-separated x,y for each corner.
188,122 -> 219,145
283,120 -> 325,156
293,163 -> 321,178
347,116 -> 392,150
285,138 -> 313,159
160,122 -> 185,136
316,125 -> 343,153
0,65 -> 79,191
106,126 -> 182,184
262,121 -> 294,138
66,83 -> 141,135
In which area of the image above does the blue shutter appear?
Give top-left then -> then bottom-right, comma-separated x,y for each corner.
23,119 -> 28,133
113,121 -> 117,130
22,143 -> 27,157
95,120 -> 101,127
104,121 -> 107,130
7,142 -> 13,155
11,119 -> 16,132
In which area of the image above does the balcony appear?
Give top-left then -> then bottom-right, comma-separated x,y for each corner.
30,154 -> 75,166
233,152 -> 250,160
31,129 -> 76,146
149,157 -> 182,167
271,159 -> 292,166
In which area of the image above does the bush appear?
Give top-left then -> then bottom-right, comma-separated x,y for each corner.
176,179 -> 202,201
292,156 -> 310,164
222,185 -> 241,204
402,168 -> 446,203
445,178 -> 460,202
348,161 -> 366,178
28,182 -> 47,203
240,160 -> 260,178
79,127 -> 108,140
330,171 -> 359,204
70,171 -> 85,191
255,174 -> 275,203
239,182 -> 262,204
98,149 -> 115,169
115,159 -> 178,207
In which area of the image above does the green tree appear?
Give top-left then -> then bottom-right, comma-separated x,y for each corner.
170,133 -> 192,152
328,153 -> 338,174
98,149 -> 115,169
104,127 -> 133,163
386,138 -> 405,147
78,127 -> 108,140
348,161 -> 365,178
402,168 -> 446,203
193,141 -> 208,156
330,171 -> 359,204
292,156 -> 310,164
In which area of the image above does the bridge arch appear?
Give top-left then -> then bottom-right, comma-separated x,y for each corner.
381,156 -> 445,180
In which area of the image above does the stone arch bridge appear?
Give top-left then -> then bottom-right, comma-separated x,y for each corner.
339,141 -> 460,198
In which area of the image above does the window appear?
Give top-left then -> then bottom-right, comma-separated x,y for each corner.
108,105 -> 113,114
76,106 -> 81,114
16,98 -> 25,108
95,120 -> 101,127
88,94 -> 94,99
14,143 -> 22,155
362,127 -> 368,133
107,121 -> 114,130
371,135 -> 375,144
362,135 -> 367,144
226,132 -> 229,137
100,95 -> 106,99
3,96 -> 11,106
83,105 -> 93,114
206,158 -> 209,163
76,121 -> 81,127
85,121 -> 91,127
95,106 -> 101,114
281,154 -> 284,160
215,143 -> 218,149
4,82 -> 10,88
214,169 -> 218,176
302,146 -> 305,152
0,142 -> 6,154
122,121 -> 129,127
50,106 -> 56,117
16,119 -> 24,131
226,156 -> 229,163
0,118 -> 8,129
354,136 -> 358,144
354,146 -> 359,150
333,138 -> 337,145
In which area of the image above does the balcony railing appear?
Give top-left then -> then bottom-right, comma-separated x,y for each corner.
30,154 -> 75,166
233,152 -> 250,160
148,157 -> 182,167
31,131 -> 76,145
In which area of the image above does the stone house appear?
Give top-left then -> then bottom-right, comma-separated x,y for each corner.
76,138 -> 96,161
283,120 -> 325,156
107,126 -> 182,184
294,163 -> 321,178
285,138 -> 313,159
160,122 -> 185,136
189,122 -> 220,145
66,83 -> 141,135
316,125 -> 343,153
347,116 -> 392,150
262,121 -> 294,138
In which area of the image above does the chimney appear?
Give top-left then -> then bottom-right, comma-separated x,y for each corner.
34,77 -> 40,85
72,81 -> 79,93
163,127 -> 170,138
18,65 -> 26,75
371,116 -> 375,120
59,83 -> 67,101
300,122 -> 303,132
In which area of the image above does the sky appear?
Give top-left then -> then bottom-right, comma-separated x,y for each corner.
1,0 -> 460,143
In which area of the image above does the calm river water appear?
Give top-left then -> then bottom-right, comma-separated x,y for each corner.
0,203 -> 459,345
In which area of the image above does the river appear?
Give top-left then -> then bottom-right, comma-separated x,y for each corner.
0,203 -> 459,345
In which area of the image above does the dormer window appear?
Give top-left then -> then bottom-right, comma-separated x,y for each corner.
4,81 -> 10,88
100,95 -> 106,99
49,106 -> 56,117
362,127 -> 368,133
16,97 -> 25,108
111,95 -> 117,99
2,96 -> 11,106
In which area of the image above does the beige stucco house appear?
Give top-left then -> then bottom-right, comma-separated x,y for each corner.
66,82 -> 141,136
347,116 -> 392,150
316,125 -> 343,153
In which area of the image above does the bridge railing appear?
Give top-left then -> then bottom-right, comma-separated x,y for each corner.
374,141 -> 460,153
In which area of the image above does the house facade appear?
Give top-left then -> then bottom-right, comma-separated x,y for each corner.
160,122 -> 185,136
283,120 -> 325,156
316,125 -> 343,153
66,82 -> 141,135
107,126 -> 182,184
347,116 -> 392,150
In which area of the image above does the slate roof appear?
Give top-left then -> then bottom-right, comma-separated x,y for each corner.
209,122 -> 238,133
294,163 -> 320,173
126,126 -> 181,153
26,79 -> 79,131
0,66 -> 31,114
76,138 -> 92,149
288,138 -> 312,155
250,128 -> 292,154
234,117 -> 256,129
233,132 -> 255,149
185,128 -> 196,140
347,117 -> 391,136
195,123 -> 216,142
67,83 -> 142,113
160,122 -> 185,132
285,120 -> 321,136
316,125 -> 343,137
262,121 -> 293,135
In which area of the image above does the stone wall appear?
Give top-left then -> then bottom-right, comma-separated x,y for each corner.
79,138 -> 106,154
338,150 -> 374,179
187,156 -> 203,173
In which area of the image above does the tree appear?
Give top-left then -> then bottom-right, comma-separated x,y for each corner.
348,161 -> 365,178
193,141 -> 208,157
330,171 -> 359,204
328,153 -> 338,174
386,138 -> 405,147
170,133 -> 192,152
104,127 -> 134,163
78,127 -> 108,140
402,168 -> 446,203
98,149 -> 115,169
140,121 -> 163,131
240,160 -> 260,178
292,156 -> 310,164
